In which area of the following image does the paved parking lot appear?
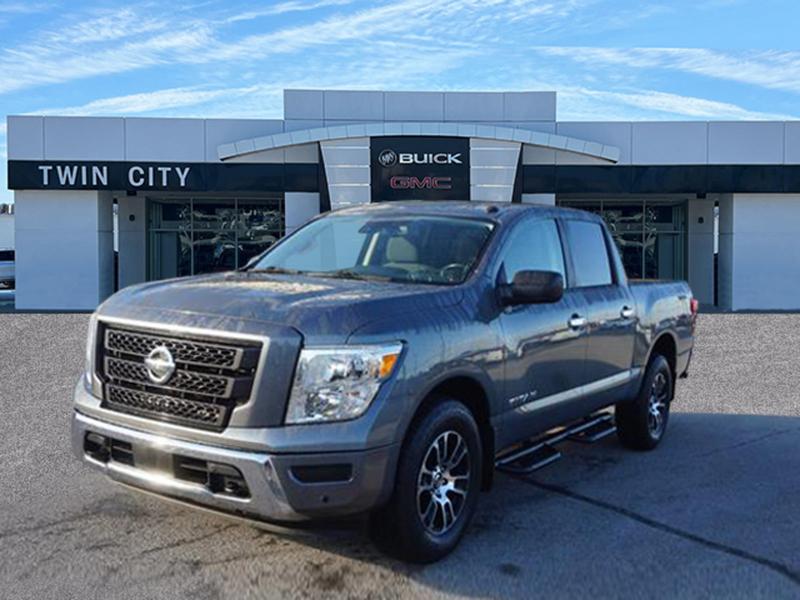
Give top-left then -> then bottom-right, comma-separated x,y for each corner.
1,313 -> 798,599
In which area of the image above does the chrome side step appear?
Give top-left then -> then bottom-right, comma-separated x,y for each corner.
495,412 -> 616,475
567,413 -> 616,443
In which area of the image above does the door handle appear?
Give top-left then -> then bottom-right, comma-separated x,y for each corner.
620,306 -> 635,319
568,314 -> 587,329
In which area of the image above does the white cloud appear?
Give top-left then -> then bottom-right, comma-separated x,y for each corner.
41,8 -> 167,44
33,86 -> 260,116
226,0 -> 355,23
533,47 -> 800,95
33,41 -> 478,120
0,0 -> 588,96
558,87 -> 795,120
0,23 -> 215,94
213,0 -> 478,59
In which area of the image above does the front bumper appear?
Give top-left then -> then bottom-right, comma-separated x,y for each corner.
72,410 -> 398,522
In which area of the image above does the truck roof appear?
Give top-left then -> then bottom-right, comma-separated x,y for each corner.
334,201 -> 602,224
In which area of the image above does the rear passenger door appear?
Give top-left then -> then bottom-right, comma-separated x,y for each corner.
497,218 -> 589,442
562,219 -> 637,398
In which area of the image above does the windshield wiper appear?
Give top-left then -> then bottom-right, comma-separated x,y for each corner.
247,266 -> 304,275
310,269 -> 391,282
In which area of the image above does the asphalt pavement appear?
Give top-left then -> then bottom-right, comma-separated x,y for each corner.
0,313 -> 798,599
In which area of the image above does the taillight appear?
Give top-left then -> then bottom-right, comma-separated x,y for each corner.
690,298 -> 699,317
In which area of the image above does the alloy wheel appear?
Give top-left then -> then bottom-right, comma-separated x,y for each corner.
648,371 -> 669,438
416,430 -> 471,535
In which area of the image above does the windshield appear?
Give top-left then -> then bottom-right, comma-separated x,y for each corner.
249,213 -> 494,285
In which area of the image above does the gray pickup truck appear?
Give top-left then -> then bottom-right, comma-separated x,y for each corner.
73,202 -> 695,562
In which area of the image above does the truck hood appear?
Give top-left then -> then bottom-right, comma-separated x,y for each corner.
100,271 -> 464,341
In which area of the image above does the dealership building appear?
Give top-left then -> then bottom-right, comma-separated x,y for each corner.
6,88 -> 800,310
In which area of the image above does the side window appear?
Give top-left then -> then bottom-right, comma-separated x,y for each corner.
565,220 -> 613,287
500,219 -> 566,282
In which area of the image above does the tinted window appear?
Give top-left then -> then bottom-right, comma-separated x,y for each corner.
500,219 -> 565,282
565,221 -> 613,287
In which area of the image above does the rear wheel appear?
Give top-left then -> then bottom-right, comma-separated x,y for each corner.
369,399 -> 482,563
616,355 -> 673,450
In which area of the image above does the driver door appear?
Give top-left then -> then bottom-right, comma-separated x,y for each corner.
496,218 -> 589,444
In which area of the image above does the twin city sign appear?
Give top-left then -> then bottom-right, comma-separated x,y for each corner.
36,164 -> 192,188
8,161 -> 202,191
370,136 -> 470,201
6,161 -> 318,193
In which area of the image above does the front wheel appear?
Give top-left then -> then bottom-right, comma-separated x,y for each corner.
616,355 -> 673,450
369,399 -> 482,563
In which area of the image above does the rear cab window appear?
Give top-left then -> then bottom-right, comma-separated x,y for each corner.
563,220 -> 614,288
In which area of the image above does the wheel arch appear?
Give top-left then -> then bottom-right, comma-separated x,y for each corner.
649,332 -> 677,372
644,332 -> 678,399
407,374 -> 496,491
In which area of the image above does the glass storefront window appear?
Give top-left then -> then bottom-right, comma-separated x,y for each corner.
192,199 -> 237,231
193,230 -> 237,274
147,196 -> 284,280
614,233 -> 645,280
603,203 -> 644,235
149,231 -> 192,280
557,198 -> 687,281
644,231 -> 685,280
148,198 -> 191,230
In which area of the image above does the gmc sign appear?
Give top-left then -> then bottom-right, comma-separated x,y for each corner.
370,136 -> 469,201
390,176 -> 453,189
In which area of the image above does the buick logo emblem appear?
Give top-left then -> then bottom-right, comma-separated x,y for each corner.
377,149 -> 397,167
144,346 -> 176,385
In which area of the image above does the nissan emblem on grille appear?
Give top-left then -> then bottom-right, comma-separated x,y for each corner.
144,346 -> 176,385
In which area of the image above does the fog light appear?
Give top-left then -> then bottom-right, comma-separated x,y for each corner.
84,432 -> 109,462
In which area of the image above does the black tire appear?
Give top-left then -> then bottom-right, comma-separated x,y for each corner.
369,399 -> 483,563
616,355 -> 673,450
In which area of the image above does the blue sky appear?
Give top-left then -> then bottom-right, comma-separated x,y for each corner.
1,0 -> 799,203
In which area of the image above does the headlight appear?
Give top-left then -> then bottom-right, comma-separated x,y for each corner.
84,313 -> 98,388
285,343 -> 403,424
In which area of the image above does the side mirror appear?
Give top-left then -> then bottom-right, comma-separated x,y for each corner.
501,270 -> 564,305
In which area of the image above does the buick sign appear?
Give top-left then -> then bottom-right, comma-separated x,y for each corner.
371,136 -> 469,201
398,152 -> 462,165
378,149 -> 462,167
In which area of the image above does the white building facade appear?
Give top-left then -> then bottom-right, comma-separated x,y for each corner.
6,89 -> 800,311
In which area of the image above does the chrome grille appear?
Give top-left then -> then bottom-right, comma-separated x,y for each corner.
105,329 -> 246,369
105,357 -> 231,397
98,324 -> 262,431
106,385 -> 226,429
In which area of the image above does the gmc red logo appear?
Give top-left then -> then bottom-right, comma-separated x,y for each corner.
389,176 -> 453,190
